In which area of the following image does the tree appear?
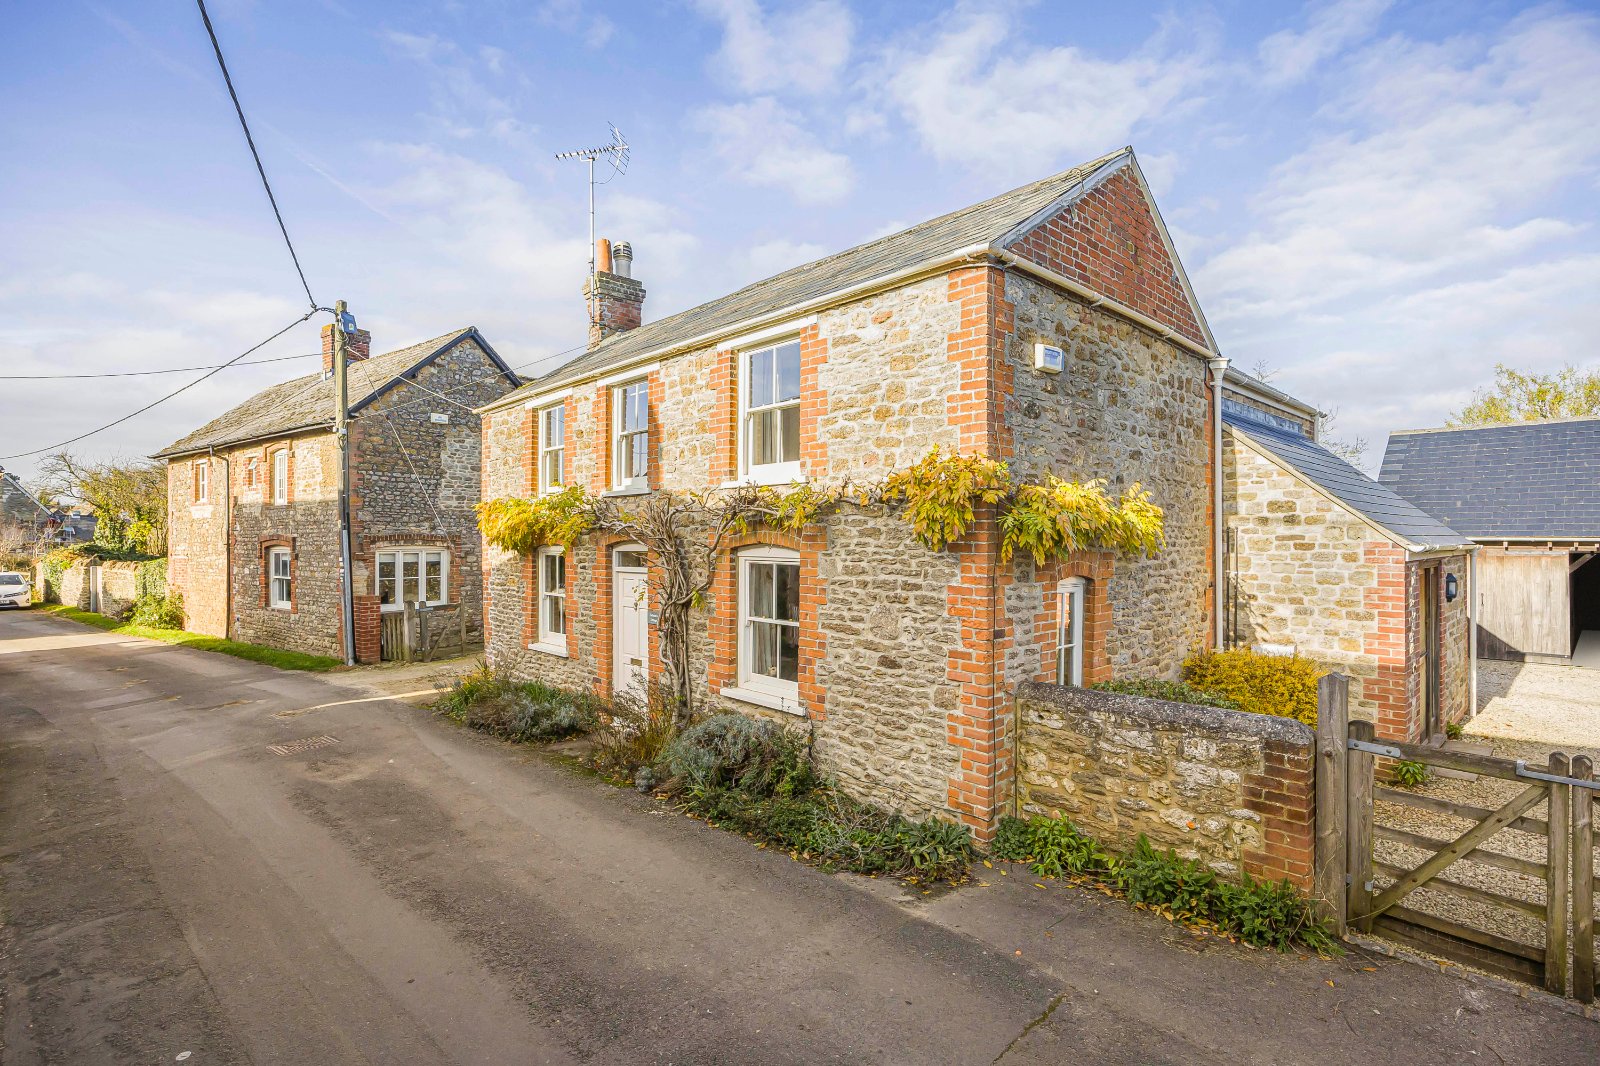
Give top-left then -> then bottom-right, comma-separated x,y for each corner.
1450,364 -> 1600,426
38,451 -> 167,555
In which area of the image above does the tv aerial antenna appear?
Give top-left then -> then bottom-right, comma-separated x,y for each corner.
555,124 -> 631,303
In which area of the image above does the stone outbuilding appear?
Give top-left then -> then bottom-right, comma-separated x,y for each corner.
1222,382 -> 1475,742
156,325 -> 520,662
1380,417 -> 1600,668
477,146 -> 1230,839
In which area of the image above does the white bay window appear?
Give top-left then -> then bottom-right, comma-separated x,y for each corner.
376,548 -> 449,611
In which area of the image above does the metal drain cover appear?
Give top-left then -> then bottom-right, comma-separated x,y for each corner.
269,734 -> 340,757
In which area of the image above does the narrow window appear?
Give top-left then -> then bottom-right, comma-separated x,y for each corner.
738,548 -> 801,701
268,548 -> 293,609
1056,578 -> 1086,686
536,547 -> 566,649
540,405 -> 565,494
740,340 -> 801,479
613,380 -> 649,490
193,460 -> 208,503
272,449 -> 289,505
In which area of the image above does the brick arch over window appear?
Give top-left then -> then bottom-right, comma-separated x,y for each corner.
1031,553 -> 1114,685
708,529 -> 825,719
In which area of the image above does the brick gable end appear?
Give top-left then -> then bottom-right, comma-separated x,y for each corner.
1006,168 -> 1205,347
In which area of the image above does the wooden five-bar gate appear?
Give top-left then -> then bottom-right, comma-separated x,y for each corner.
1314,674 -> 1598,1002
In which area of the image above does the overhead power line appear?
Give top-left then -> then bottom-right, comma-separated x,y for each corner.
0,351 -> 318,380
195,0 -> 317,310
0,311 -> 322,461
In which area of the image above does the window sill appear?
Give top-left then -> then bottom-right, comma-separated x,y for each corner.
718,470 -> 808,491
720,685 -> 805,716
528,640 -> 568,658
601,485 -> 651,498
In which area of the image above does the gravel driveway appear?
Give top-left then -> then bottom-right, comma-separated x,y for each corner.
1372,660 -> 1599,958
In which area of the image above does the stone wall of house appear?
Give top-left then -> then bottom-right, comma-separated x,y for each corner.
167,457 -> 230,637
1224,433 -> 1385,719
1225,431 -> 1472,741
226,433 -> 345,656
1016,682 -> 1315,891
1002,274 -> 1213,686
349,336 -> 514,658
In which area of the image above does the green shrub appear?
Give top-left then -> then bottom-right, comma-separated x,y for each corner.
684,786 -> 971,882
434,661 -> 600,744
1182,649 -> 1321,725
989,820 -> 1336,953
1091,678 -> 1241,710
659,713 -> 816,798
1391,759 -> 1430,789
1444,721 -> 1463,740
128,592 -> 184,630
135,557 -> 168,602
990,814 -> 1112,877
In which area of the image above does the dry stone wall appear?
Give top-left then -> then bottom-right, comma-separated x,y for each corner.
1017,682 -> 1314,890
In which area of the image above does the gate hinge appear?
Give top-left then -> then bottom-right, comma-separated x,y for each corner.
1513,760 -> 1600,789
1347,738 -> 1403,758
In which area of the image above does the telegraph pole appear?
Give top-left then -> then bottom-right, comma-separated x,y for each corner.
334,299 -> 356,666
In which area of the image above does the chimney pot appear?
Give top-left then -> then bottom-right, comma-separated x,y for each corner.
584,240 -> 645,348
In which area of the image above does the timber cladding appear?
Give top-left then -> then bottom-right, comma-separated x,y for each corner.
1016,682 -> 1315,890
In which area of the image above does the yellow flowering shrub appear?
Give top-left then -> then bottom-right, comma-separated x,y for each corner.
1182,649 -> 1322,726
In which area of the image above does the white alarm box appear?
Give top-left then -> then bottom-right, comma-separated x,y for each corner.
1033,342 -> 1065,373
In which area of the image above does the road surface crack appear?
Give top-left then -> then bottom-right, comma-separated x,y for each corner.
992,989 -> 1067,1063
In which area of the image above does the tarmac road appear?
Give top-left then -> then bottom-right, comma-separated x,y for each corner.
0,608 -> 1592,1064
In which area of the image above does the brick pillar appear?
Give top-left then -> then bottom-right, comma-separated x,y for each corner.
353,594 -> 382,664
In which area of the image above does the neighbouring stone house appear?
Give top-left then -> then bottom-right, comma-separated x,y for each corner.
1222,375 -> 1475,741
156,326 -> 519,662
0,466 -> 50,535
477,147 -> 1229,838
1380,417 -> 1600,668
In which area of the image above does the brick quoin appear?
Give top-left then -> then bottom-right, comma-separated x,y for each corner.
1361,541 -> 1415,741
1006,168 -> 1205,347
943,265 -> 1014,840
1241,742 -> 1316,892
708,349 -> 737,483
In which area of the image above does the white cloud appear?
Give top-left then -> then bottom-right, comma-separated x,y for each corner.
535,0 -> 615,49
741,238 -> 828,281
1200,10 -> 1600,455
693,0 -> 853,96
381,31 -> 535,146
1256,0 -> 1392,87
692,97 -> 854,205
873,6 -> 1215,181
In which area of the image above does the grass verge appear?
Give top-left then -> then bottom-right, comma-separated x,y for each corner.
37,604 -> 342,672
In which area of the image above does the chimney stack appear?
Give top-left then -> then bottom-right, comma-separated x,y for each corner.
585,237 -> 645,348
321,320 -> 372,375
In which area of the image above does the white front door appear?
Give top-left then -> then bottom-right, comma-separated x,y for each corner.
613,553 -> 649,697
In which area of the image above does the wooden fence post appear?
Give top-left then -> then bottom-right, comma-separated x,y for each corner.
1573,754 -> 1594,1005
1346,719 -> 1375,932
1314,673 -> 1349,934
1546,752 -> 1571,997
402,600 -> 417,664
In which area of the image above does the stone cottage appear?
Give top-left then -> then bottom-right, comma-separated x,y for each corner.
157,325 -> 519,662
477,147 -> 1230,838
1221,374 -> 1475,741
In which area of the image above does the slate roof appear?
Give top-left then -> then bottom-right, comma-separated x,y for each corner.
492,147 -> 1178,408
1378,418 -> 1600,540
155,328 -> 514,458
1225,402 -> 1469,551
0,467 -> 50,526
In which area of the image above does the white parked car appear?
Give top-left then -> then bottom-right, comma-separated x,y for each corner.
0,571 -> 32,608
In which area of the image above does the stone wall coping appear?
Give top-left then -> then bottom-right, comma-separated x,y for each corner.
1015,681 -> 1314,747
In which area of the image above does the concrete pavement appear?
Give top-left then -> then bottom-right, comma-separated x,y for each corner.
0,607 -> 1593,1064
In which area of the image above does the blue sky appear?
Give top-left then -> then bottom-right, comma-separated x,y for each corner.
4,0 -> 1599,479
